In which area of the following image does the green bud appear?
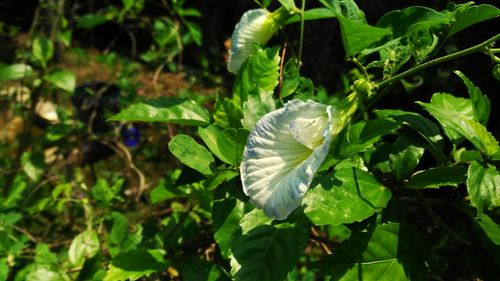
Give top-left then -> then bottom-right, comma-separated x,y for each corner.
352,79 -> 376,98
493,64 -> 500,82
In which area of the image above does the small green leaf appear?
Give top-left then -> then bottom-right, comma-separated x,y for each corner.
213,198 -> 245,257
213,95 -> 243,128
406,166 -> 467,189
230,224 -> 309,281
0,63 -> 33,82
242,88 -> 276,131
375,109 -> 445,161
104,249 -> 167,281
168,134 -> 215,176
233,46 -> 280,105
303,168 -> 391,226
68,229 -> 100,267
32,36 -> 54,67
314,223 -> 430,281
278,0 -> 295,11
418,93 -> 499,157
198,125 -> 229,164
76,14 -> 108,29
455,70 -> 490,125
110,97 -> 210,126
216,128 -> 249,166
44,69 -> 76,93
185,21 -> 202,46
467,161 -> 500,215
338,17 -> 392,56
390,133 -> 425,181
447,4 -> 500,37
472,214 -> 500,265
285,8 -> 336,24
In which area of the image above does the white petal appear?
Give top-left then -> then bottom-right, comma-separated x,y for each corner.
240,99 -> 334,220
228,9 -> 273,74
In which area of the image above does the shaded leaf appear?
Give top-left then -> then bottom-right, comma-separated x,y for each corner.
104,249 -> 167,281
406,166 -> 467,189
303,168 -> 391,226
389,133 -> 425,181
472,214 -> 500,265
213,198 -> 245,257
76,14 -> 108,29
231,224 -> 309,281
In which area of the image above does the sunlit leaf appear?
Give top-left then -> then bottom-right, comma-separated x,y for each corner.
44,70 -> 76,93
315,223 -> 430,281
233,46 -> 280,105
447,3 -> 500,37
216,128 -> 249,166
467,161 -> 500,216
455,70 -> 490,125
242,88 -> 276,131
303,168 -> 391,226
109,97 -> 210,126
168,134 -> 215,176
104,249 -> 167,281
0,63 -> 33,82
68,230 -> 100,267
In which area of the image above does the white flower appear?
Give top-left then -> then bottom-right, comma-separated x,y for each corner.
240,99 -> 337,220
228,8 -> 287,74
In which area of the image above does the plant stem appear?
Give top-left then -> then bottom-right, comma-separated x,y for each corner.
376,33 -> 500,89
297,0 -> 306,66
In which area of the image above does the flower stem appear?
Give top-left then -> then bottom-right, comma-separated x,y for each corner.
375,33 -> 500,89
298,0 -> 306,66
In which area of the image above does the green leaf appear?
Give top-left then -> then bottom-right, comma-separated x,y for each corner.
242,88 -> 276,131
467,161 -> 500,216
447,3 -> 500,37
44,69 -> 76,93
455,70 -> 490,125
389,133 -> 425,181
0,259 -> 8,281
285,8 -> 336,24
213,198 -> 245,257
233,46 -> 280,105
68,229 -> 100,267
406,166 -> 467,189
0,63 -> 33,82
76,14 -> 108,29
198,125 -> 229,164
315,223 -> 430,281
472,214 -> 500,265
185,21 -> 202,46
32,36 -> 54,67
418,93 -> 499,157
213,95 -> 243,128
280,59 -> 300,98
104,249 -> 167,281
216,128 -> 249,166
337,17 -> 392,56
375,109 -> 445,160
239,208 -> 273,234
109,97 -> 210,126
230,224 -> 309,281
175,259 -> 228,281
278,0 -> 295,11
21,152 -> 44,181
303,168 -> 391,226
92,179 -> 123,207
168,134 -> 215,176
1,176 -> 27,209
